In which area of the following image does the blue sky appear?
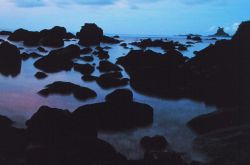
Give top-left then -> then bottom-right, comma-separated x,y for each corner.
0,0 -> 249,35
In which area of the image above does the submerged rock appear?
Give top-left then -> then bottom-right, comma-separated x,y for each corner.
34,72 -> 48,79
21,52 -> 42,60
101,35 -> 121,44
80,55 -> 94,62
80,47 -> 92,54
37,46 -> 47,53
38,81 -> 97,100
187,35 -> 202,42
0,41 -> 21,76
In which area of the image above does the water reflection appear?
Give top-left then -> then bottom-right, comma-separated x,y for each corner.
0,35 -> 217,161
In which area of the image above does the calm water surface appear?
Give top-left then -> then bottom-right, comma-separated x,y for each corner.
0,35 -> 224,161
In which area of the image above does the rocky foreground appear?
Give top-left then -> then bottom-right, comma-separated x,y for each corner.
0,20 -> 250,165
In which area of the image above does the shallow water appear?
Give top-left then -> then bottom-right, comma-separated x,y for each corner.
0,34 -> 222,161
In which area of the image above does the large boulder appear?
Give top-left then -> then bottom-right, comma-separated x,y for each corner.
73,89 -> 153,131
8,26 -> 70,47
140,135 -> 168,151
26,106 -> 125,165
96,72 -> 129,89
77,23 -> 104,46
73,63 -> 95,75
38,81 -> 97,101
34,44 -> 80,73
40,26 -> 67,47
0,41 -> 21,76
98,60 -> 122,72
117,50 -> 187,98
105,89 -> 133,104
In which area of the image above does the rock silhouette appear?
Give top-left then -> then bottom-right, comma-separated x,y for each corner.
34,72 -> 48,79
211,27 -> 230,37
0,41 -> 21,76
34,44 -> 81,73
77,23 -> 104,46
98,60 -> 122,72
0,30 -> 12,35
38,81 -> 97,101
96,72 -> 129,89
73,89 -> 153,130
74,63 -> 95,75
140,135 -> 168,151
8,26 -> 72,47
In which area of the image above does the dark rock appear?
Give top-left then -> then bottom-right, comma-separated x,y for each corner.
73,96 -> 153,130
77,23 -> 104,46
38,81 -> 97,101
120,43 -> 127,47
8,29 -> 42,46
34,44 -> 80,73
74,63 -> 95,75
0,115 -> 13,128
103,46 -> 112,49
131,38 -> 186,52
0,41 -> 21,76
22,52 -> 42,60
80,55 -> 94,62
193,124 -> 250,165
117,50 -> 186,98
187,35 -> 202,42
0,114 -> 26,165
140,135 -> 168,151
37,46 -> 47,53
105,89 -> 133,104
188,107 -> 250,134
114,35 -> 120,38
64,32 -> 76,39
0,31 -> 12,35
178,45 -> 188,51
80,47 -> 92,54
81,75 -> 98,82
96,72 -> 129,89
34,72 -> 48,79
93,47 -> 110,59
98,60 -> 122,72
101,35 -> 120,44
211,27 -> 230,37
26,106 -> 74,144
144,151 -> 187,165
8,28 -> 32,41
40,26 -> 66,47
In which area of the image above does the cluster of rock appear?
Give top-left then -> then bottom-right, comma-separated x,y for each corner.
131,38 -> 189,52
117,21 -> 250,107
8,26 -> 75,47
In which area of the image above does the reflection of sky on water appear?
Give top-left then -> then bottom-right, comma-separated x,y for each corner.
0,35 -> 218,161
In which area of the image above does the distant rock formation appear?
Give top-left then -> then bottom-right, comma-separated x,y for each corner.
211,27 -> 230,37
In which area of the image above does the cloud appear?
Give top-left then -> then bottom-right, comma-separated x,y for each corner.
13,0 -> 45,7
11,0 -> 227,8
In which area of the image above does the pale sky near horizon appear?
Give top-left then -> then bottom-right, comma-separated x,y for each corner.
0,0 -> 249,35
